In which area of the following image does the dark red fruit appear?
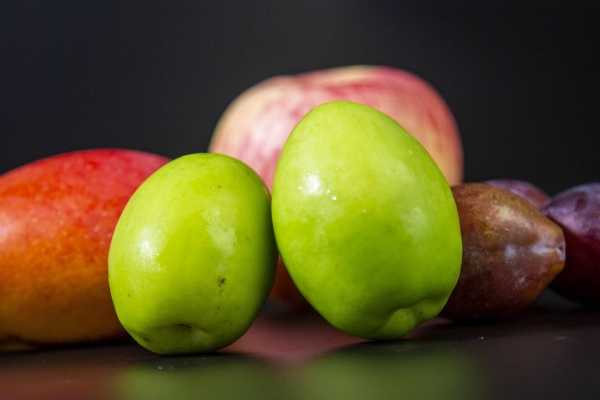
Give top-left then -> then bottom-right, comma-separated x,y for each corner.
443,183 -> 565,321
543,183 -> 600,305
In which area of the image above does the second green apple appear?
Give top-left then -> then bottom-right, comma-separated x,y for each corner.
272,101 -> 462,339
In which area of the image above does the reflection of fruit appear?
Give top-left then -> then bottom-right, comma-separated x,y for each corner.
112,356 -> 285,400
300,342 -> 482,400
443,184 -> 565,321
210,65 -> 463,308
543,183 -> 600,305
3,353 -> 117,399
272,101 -> 462,338
109,154 -> 277,354
486,179 -> 549,208
0,149 -> 167,349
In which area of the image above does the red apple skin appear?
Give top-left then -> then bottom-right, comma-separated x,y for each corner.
269,258 -> 310,310
0,149 -> 168,349
209,65 -> 463,308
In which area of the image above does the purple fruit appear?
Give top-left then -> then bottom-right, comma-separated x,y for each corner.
443,183 -> 566,321
487,179 -> 550,208
543,183 -> 600,305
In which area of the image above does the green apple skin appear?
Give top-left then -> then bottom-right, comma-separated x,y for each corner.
272,101 -> 462,339
108,154 -> 276,354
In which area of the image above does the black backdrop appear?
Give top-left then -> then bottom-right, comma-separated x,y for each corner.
3,2 -> 599,194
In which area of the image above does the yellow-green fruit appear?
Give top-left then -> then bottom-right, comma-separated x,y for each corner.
109,154 -> 276,354
272,101 -> 462,339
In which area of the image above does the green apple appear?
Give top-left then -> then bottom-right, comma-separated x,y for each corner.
108,154 -> 276,354
272,101 -> 462,339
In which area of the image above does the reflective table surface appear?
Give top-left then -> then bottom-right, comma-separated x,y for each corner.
2,293 -> 600,400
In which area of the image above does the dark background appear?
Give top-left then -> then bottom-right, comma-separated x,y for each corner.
2,1 -> 599,194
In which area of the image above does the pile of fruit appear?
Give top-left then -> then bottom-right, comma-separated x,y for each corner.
0,66 -> 598,355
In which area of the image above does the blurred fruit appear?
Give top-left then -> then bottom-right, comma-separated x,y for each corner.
487,179 -> 550,208
210,65 -> 463,308
443,183 -> 565,321
543,183 -> 600,305
0,149 -> 167,349
300,343 -> 482,400
109,154 -> 277,354
272,101 -> 462,338
112,357 -> 285,400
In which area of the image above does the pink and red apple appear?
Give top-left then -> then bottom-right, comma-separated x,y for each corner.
0,149 -> 167,349
209,66 -> 463,308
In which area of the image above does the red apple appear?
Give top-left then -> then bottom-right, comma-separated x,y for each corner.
0,149 -> 168,349
209,65 -> 463,308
